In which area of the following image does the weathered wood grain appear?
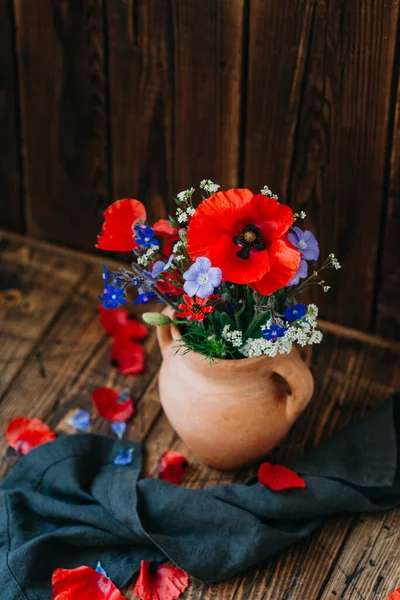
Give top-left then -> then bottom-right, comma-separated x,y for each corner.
0,0 -> 22,232
0,235 -> 89,396
376,62 -> 400,340
107,0 -> 244,222
14,0 -> 109,250
244,0 -> 316,196
287,0 -> 400,331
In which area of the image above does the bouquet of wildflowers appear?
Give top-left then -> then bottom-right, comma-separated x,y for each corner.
97,182 -> 340,361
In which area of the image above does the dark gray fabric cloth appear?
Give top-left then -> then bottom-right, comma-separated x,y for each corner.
1,392 -> 399,600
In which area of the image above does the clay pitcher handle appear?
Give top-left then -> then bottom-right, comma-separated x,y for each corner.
156,323 -> 174,358
272,351 -> 314,421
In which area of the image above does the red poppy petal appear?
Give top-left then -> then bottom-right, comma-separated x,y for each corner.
134,561 -> 189,600
153,219 -> 179,238
52,566 -> 124,600
99,307 -> 148,339
387,589 -> 400,600
96,198 -> 146,252
156,271 -> 183,297
187,189 -> 254,258
250,237 -> 301,295
258,462 -> 306,491
6,417 -> 56,455
158,450 -> 188,484
241,194 -> 294,241
206,234 -> 269,284
92,387 -> 135,421
110,336 -> 145,375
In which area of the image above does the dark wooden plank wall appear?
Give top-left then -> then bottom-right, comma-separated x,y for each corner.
0,0 -> 399,338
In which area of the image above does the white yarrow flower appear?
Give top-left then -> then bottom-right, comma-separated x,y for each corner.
200,179 -> 220,194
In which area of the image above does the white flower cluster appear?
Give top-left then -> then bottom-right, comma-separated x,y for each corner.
173,240 -> 185,253
200,179 -> 220,194
240,304 -> 323,358
294,211 -> 307,220
260,185 -> 278,200
176,187 -> 195,203
328,253 -> 341,269
221,325 -> 243,348
137,247 -> 158,266
174,255 -> 185,263
176,206 -> 196,223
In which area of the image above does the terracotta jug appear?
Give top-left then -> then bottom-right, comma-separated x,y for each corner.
156,320 -> 314,470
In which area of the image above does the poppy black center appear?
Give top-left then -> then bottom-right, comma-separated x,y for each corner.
191,303 -> 202,314
233,224 -> 266,260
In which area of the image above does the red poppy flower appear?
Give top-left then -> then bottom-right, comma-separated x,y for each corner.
134,561 -> 189,600
6,417 -> 56,455
96,198 -> 146,251
387,589 -> 400,600
92,387 -> 135,422
258,462 -> 306,491
52,565 -> 124,600
158,450 -> 188,484
110,335 -> 145,375
153,219 -> 179,238
99,306 -> 148,339
156,270 -> 183,297
176,295 -> 214,322
186,188 -> 301,294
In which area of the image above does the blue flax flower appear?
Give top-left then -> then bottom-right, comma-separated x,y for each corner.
99,284 -> 127,309
287,227 -> 319,261
183,256 -> 222,298
142,254 -> 174,282
134,225 -> 158,248
284,303 -> 307,322
261,323 -> 288,343
288,258 -> 308,286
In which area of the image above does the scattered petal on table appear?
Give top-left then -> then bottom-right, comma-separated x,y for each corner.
110,336 -> 145,375
111,421 -> 127,439
134,561 -> 189,600
114,448 -> 134,466
258,462 -> 306,491
6,417 -> 56,455
95,562 -> 108,577
158,451 -> 188,485
67,409 -> 91,432
387,589 -> 400,600
92,387 -> 134,422
99,306 -> 148,339
52,565 -> 124,600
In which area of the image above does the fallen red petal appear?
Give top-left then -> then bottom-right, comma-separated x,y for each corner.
134,561 -> 189,600
52,565 -> 125,600
158,451 -> 188,485
258,462 -> 306,491
6,417 -> 56,455
92,387 -> 135,422
110,336 -> 145,375
387,590 -> 400,600
99,306 -> 148,339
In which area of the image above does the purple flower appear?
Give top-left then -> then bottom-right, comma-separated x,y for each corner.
287,227 -> 320,261
261,324 -> 288,343
288,259 -> 308,286
142,254 -> 174,281
183,257 -> 222,298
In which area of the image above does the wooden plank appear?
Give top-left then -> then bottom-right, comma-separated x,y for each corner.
14,0 -> 109,250
376,61 -> 400,340
141,330 -> 400,600
287,1 -> 400,331
0,235 -> 89,396
244,0 -> 316,195
0,0 -> 23,231
107,0 -> 244,222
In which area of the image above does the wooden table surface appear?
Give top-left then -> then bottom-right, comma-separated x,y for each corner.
1,230 -> 400,600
